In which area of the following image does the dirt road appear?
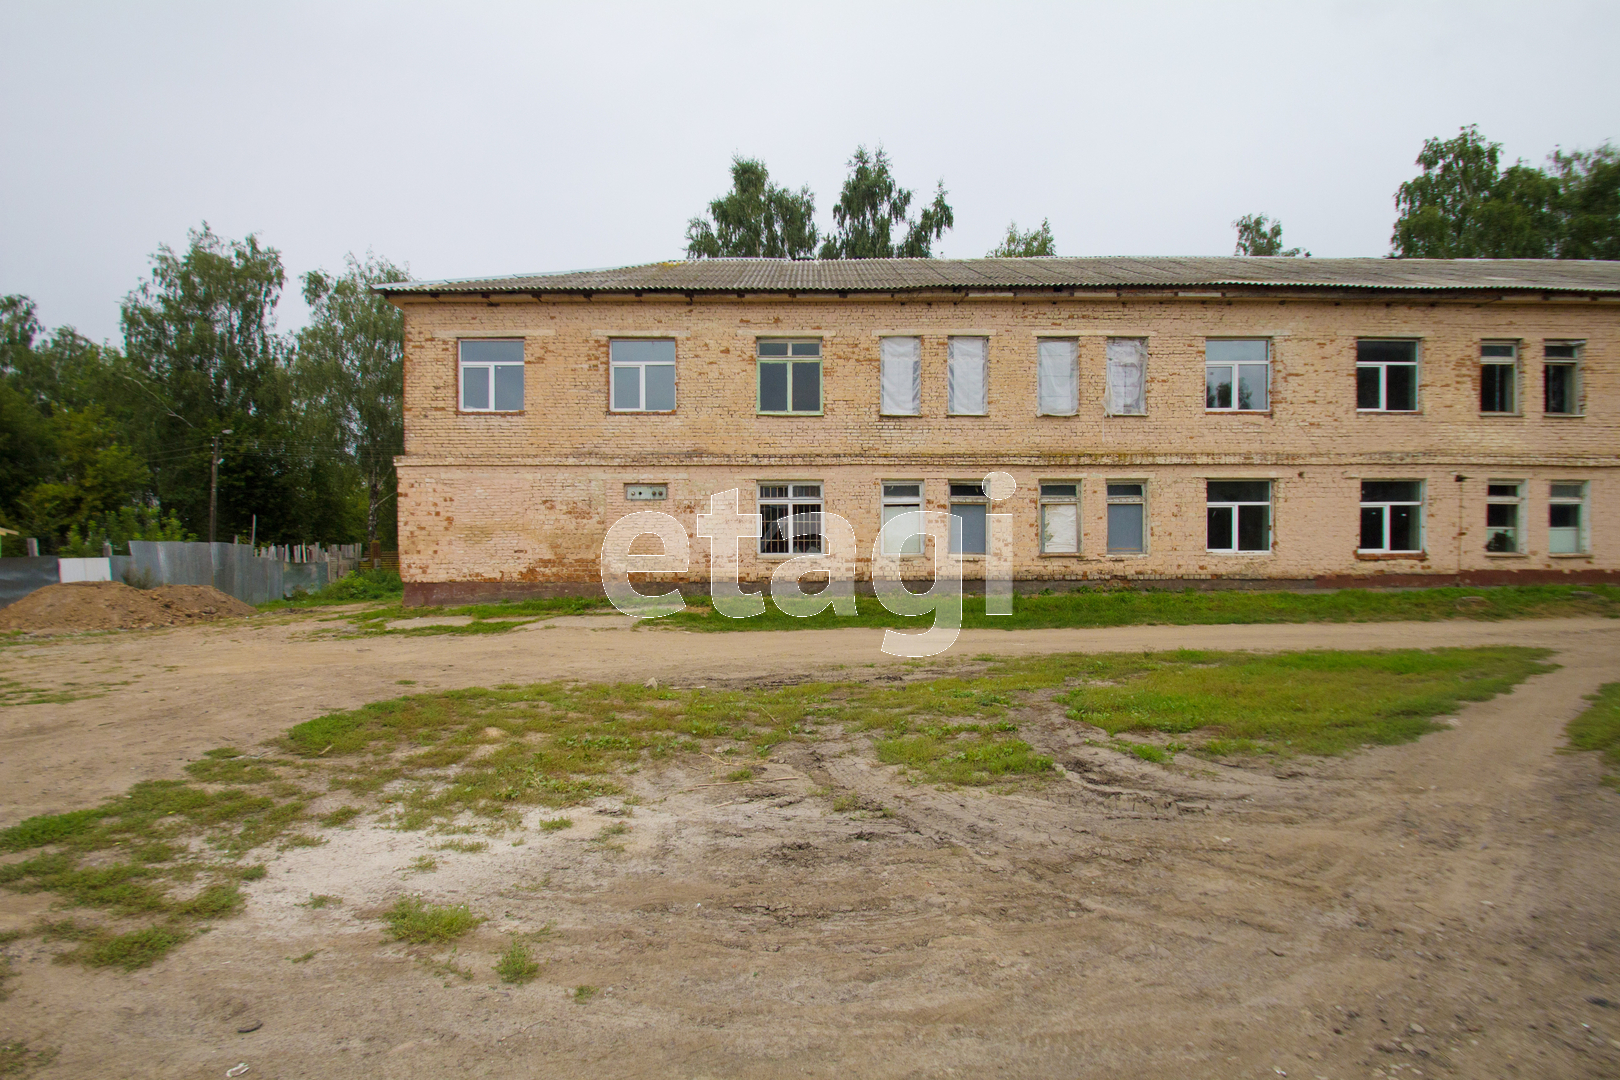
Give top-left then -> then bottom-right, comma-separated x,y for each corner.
1,614 -> 1618,1078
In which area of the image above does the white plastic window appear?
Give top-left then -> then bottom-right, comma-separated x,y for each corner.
1039,482 -> 1080,554
1105,338 -> 1147,416
1206,480 -> 1272,552
1037,339 -> 1078,416
1106,482 -> 1146,554
1479,342 -> 1516,414
1484,481 -> 1522,552
1359,481 -> 1423,553
1206,339 -> 1270,411
880,337 -> 921,416
881,481 -> 924,556
1549,481 -> 1588,554
1543,342 -> 1582,416
459,340 -> 524,412
610,339 -> 676,412
759,483 -> 823,555
947,337 -> 988,415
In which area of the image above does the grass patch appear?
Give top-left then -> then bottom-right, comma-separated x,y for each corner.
573,984 -> 598,1003
318,805 -> 363,827
434,839 -> 488,854
657,584 -> 1620,633
382,897 -> 485,944
1058,647 -> 1555,756
496,939 -> 541,984
289,950 -> 318,963
0,1039 -> 58,1075
538,817 -> 573,831
1566,682 -> 1620,790
300,894 -> 341,909
258,568 -> 403,610
41,919 -> 192,971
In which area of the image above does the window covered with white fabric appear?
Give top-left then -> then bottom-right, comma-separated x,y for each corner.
947,336 -> 988,415
1036,339 -> 1077,416
879,337 -> 921,416
1105,337 -> 1147,416
1039,482 -> 1080,554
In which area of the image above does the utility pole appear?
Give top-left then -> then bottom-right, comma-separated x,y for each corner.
208,429 -> 233,546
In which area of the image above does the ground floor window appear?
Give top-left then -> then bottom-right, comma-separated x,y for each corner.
758,483 -> 822,555
948,481 -> 988,555
1039,482 -> 1080,554
1206,480 -> 1271,552
881,482 -> 924,555
1359,481 -> 1422,553
1106,482 -> 1146,554
1484,481 -> 1522,552
1549,481 -> 1588,554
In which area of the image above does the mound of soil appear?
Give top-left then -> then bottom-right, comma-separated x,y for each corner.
0,581 -> 258,632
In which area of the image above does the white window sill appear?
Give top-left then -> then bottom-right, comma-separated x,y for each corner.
1548,552 -> 1593,559
1038,552 -> 1083,558
1205,409 -> 1272,416
1483,552 -> 1528,559
1205,550 -> 1274,556
757,552 -> 825,561
1543,413 -> 1585,419
1355,551 -> 1426,559
1103,552 -> 1149,559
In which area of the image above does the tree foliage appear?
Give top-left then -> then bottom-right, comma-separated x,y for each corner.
1233,214 -> 1306,256
296,254 -> 409,546
988,219 -> 1056,257
1,226 -> 408,554
820,146 -> 954,259
685,158 -> 819,259
1390,125 -> 1617,258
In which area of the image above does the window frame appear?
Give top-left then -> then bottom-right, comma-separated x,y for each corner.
947,480 -> 989,556
756,339 -> 823,415
880,480 -> 925,556
1105,480 -> 1148,555
1204,338 -> 1271,413
1038,481 -> 1081,555
1104,337 -> 1148,417
878,336 -> 922,417
1542,341 -> 1583,417
1358,480 -> 1425,554
608,338 -> 677,413
1548,480 -> 1590,555
1355,339 -> 1420,414
1479,341 -> 1518,415
1035,337 -> 1079,417
458,338 -> 525,413
1484,480 -> 1524,554
1205,479 -> 1273,554
947,335 -> 990,416
757,481 -> 824,557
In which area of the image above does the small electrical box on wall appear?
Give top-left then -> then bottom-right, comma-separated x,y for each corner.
625,484 -> 668,501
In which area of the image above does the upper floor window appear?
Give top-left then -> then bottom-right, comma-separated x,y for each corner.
1036,339 -> 1078,416
1479,342 -> 1517,414
1549,481 -> 1589,554
758,340 -> 821,414
1544,342 -> 1582,416
459,339 -> 524,412
1356,340 -> 1418,412
610,339 -> 676,412
1206,339 -> 1270,411
1206,480 -> 1272,552
947,337 -> 989,415
1359,480 -> 1422,553
1105,338 -> 1147,416
879,337 -> 921,416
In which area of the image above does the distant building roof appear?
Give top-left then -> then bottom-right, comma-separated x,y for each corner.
376,256 -> 1620,298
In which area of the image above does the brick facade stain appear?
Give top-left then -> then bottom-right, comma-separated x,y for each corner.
389,281 -> 1617,605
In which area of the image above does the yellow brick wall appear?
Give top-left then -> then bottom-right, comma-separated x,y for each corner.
393,292 -> 1617,590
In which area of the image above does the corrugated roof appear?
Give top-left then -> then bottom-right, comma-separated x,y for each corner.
375,257 -> 1620,297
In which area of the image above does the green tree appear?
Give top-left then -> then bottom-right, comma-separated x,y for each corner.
119,225 -> 352,544
1390,126 -> 1561,257
296,254 -> 409,548
1552,144 -> 1620,260
819,146 -> 954,259
1233,213 -> 1306,256
685,157 -> 820,259
988,219 -> 1056,257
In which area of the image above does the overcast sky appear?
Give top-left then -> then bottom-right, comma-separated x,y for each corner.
3,0 -> 1617,343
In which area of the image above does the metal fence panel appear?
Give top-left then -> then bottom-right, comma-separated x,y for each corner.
126,541 -> 283,606
0,558 -> 62,609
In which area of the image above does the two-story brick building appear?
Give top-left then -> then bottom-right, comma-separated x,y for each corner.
378,257 -> 1619,606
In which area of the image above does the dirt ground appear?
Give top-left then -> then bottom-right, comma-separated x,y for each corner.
1,612 -> 1618,1079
